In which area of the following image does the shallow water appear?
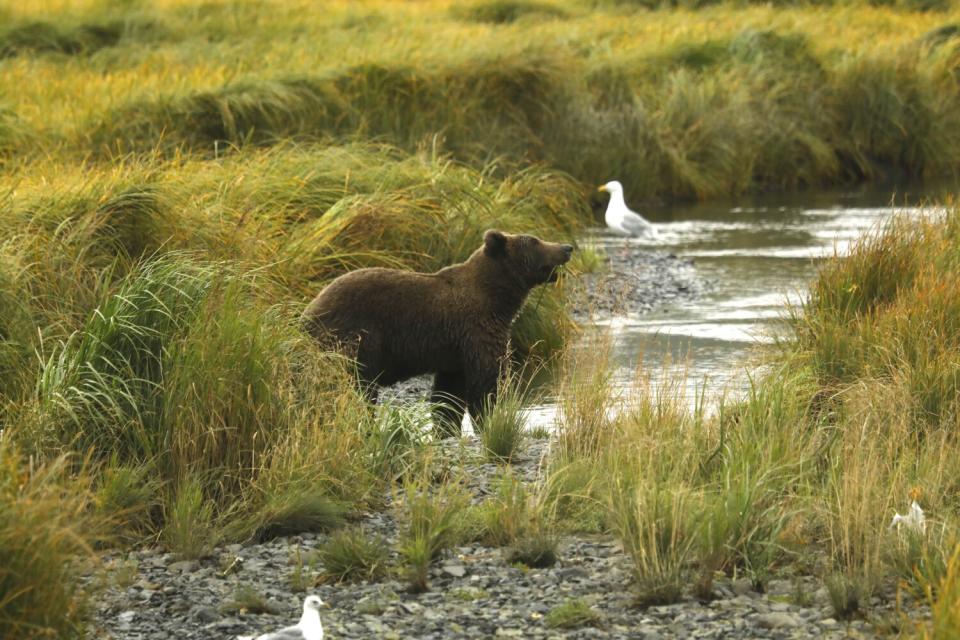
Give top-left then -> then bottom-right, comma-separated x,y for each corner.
525,184 -> 955,428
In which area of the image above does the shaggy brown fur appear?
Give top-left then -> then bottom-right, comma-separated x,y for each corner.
301,229 -> 573,436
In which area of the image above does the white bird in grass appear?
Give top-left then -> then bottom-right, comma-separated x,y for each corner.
238,595 -> 326,640
889,500 -> 926,534
598,180 -> 656,239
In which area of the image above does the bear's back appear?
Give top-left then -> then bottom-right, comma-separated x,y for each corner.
301,265 -> 466,338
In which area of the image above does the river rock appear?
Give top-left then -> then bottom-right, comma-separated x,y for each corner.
193,606 -> 219,623
756,611 -> 803,629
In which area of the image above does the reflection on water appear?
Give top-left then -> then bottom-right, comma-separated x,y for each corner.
527,185 -> 953,427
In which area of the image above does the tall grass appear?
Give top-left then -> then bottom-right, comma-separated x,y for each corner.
12,253 -> 374,546
1,2 -> 958,198
479,371 -> 536,462
0,15 -> 166,58
916,544 -> 960,639
0,445 -> 101,638
31,256 -> 217,460
83,41 -> 960,199
554,242 -> 960,604
607,471 -> 697,605
550,340 -> 821,600
780,203 -> 960,619
0,137 -> 585,561
555,330 -> 616,461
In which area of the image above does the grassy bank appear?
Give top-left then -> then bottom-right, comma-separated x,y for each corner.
1,1 -> 960,199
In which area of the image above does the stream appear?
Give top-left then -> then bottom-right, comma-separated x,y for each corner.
525,184 -> 954,427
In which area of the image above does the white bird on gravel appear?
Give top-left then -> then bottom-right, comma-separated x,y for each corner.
237,595 -> 325,640
598,180 -> 656,239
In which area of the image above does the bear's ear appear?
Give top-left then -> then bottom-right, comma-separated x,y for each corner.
483,229 -> 508,257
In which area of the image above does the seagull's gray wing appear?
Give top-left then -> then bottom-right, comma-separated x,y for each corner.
620,210 -> 655,236
256,626 -> 305,640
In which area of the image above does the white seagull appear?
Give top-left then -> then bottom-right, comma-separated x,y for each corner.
238,595 -> 326,640
889,500 -> 926,534
598,180 -> 656,239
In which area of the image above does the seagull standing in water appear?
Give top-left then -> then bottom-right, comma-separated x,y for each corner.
238,595 -> 325,640
598,180 -> 656,240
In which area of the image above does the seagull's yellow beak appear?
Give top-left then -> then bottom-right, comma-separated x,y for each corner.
597,185 -> 607,193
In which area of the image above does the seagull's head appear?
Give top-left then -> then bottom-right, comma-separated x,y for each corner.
303,595 -> 326,612
598,180 -> 624,195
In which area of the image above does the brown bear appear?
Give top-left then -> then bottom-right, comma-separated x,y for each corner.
301,229 -> 573,436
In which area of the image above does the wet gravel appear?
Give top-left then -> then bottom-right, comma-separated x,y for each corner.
569,236 -> 707,321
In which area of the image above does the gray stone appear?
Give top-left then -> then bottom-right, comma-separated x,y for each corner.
193,606 -> 219,623
399,601 -> 423,615
357,597 -> 389,615
167,560 -> 198,573
443,563 -> 466,578
731,579 -> 753,596
557,567 -> 589,581
766,579 -> 793,596
755,612 -> 802,629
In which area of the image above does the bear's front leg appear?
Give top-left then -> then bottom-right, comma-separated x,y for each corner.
431,371 -> 466,438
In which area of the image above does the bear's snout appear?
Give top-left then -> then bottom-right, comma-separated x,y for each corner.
540,242 -> 573,284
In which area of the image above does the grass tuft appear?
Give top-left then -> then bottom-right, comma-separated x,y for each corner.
0,16 -> 165,58
365,401 -> 432,483
480,374 -> 529,463
0,447 -> 101,639
544,598 -> 601,629
507,522 -> 559,568
454,0 -> 569,24
397,476 -> 470,593
315,527 -> 390,583
163,476 -> 217,559
220,585 -> 281,615
241,491 -> 348,543
95,461 -> 161,544
608,476 -> 696,606
824,573 -> 865,620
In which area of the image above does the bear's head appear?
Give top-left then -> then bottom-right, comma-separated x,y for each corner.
482,229 -> 574,289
